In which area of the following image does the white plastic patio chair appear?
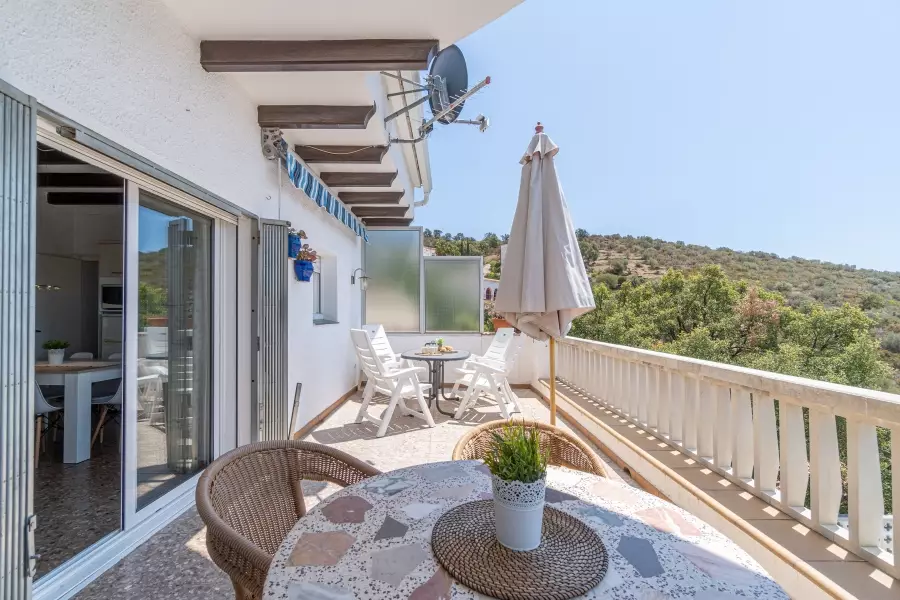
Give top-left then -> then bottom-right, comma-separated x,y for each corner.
351,328 -> 435,438
451,329 -> 522,419
70,352 -> 94,360
357,324 -> 407,390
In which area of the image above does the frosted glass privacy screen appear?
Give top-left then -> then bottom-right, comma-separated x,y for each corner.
425,257 -> 482,332
364,229 -> 421,332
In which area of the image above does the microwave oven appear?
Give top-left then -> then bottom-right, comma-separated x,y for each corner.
100,283 -> 123,311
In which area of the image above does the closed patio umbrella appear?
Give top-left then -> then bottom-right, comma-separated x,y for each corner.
495,123 -> 595,424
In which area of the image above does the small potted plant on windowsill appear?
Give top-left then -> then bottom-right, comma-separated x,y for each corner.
43,339 -> 70,365
484,421 -> 548,551
294,243 -> 318,282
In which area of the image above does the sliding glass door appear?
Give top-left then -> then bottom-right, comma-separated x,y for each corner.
135,191 -> 213,509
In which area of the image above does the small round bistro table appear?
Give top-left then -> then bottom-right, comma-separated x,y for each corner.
400,350 -> 471,417
262,460 -> 788,600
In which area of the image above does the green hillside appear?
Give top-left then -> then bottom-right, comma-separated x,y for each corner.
423,229 -> 900,385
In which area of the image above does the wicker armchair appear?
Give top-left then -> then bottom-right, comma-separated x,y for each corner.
196,441 -> 381,600
452,419 -> 608,478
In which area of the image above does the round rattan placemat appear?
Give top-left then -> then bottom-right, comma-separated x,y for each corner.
431,500 -> 608,600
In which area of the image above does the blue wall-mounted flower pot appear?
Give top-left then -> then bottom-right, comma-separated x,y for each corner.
294,259 -> 314,282
287,233 -> 301,258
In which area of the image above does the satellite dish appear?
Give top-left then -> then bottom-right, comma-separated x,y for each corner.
428,45 -> 468,124
380,44 -> 491,143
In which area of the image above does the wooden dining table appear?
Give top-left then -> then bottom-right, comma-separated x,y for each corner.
35,360 -> 121,463
262,460 -> 788,599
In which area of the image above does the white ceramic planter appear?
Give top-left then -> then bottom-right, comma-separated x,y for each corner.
491,474 -> 546,551
47,349 -> 65,365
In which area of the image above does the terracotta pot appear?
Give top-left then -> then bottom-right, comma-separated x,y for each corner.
492,317 -> 513,330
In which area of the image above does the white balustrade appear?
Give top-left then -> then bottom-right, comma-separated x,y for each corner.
553,336 -> 900,577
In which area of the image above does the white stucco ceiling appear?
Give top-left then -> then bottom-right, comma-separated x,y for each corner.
161,0 -> 523,46
160,0 -> 523,221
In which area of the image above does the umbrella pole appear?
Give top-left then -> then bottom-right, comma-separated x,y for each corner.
549,337 -> 557,425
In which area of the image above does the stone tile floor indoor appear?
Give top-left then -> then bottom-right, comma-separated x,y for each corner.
74,389 -> 634,600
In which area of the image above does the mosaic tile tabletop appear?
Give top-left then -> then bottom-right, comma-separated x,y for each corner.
263,460 -> 787,599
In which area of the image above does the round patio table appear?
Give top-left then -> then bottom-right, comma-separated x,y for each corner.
400,350 -> 471,417
262,460 -> 788,600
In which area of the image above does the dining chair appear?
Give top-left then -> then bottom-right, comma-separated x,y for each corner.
452,419 -> 609,477
351,328 -> 434,438
196,441 -> 381,600
34,383 -> 63,466
70,352 -> 94,360
107,352 -> 122,360
91,382 -> 122,447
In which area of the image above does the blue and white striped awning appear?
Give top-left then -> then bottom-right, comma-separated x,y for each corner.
282,150 -> 368,241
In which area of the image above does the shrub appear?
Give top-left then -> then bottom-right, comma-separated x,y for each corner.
607,258 -> 629,275
883,333 -> 900,354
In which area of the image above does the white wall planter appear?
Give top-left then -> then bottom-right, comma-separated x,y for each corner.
47,349 -> 65,365
491,474 -> 546,551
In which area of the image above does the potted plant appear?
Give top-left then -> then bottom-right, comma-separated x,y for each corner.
486,301 -> 513,331
484,422 -> 548,551
293,243 -> 318,282
43,339 -> 70,365
435,337 -> 445,351
287,228 -> 306,259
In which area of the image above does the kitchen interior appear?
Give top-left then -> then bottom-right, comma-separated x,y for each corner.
33,142 -> 125,577
33,143 -> 211,580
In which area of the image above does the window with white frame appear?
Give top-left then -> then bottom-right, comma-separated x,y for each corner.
311,260 -> 323,321
312,254 -> 338,325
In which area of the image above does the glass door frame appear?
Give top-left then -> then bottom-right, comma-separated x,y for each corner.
123,180 -> 238,529
33,119 -> 240,600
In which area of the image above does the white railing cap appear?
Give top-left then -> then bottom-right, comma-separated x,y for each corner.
563,336 -> 900,426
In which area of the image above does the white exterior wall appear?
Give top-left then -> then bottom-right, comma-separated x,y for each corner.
0,0 -> 379,429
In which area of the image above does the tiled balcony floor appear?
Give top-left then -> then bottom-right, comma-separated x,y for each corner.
74,389 -> 633,600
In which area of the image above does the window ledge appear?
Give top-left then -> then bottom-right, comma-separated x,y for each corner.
313,318 -> 340,326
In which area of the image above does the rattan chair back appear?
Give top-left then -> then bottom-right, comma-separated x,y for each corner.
452,419 -> 608,478
196,441 -> 381,600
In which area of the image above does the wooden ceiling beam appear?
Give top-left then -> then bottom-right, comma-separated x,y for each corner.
321,171 -> 397,188
363,218 -> 413,228
351,205 -> 409,218
339,191 -> 404,205
201,39 -> 438,72
258,104 -> 376,130
294,145 -> 387,164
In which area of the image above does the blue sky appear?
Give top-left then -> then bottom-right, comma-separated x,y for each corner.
420,0 -> 899,272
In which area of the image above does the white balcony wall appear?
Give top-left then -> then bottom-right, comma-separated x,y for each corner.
0,0 -> 376,430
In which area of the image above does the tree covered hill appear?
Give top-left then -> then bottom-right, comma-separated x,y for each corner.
424,228 -> 900,383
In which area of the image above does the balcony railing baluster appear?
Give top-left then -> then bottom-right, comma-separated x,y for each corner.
697,380 -> 715,461
713,384 -> 732,470
753,392 -> 779,496
732,388 -> 754,481
669,372 -> 684,444
647,365 -> 659,431
658,368 -> 670,438
683,375 -> 699,453
847,418 -> 885,552
778,401 -> 808,511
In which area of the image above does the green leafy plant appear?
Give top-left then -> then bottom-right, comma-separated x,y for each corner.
435,337 -> 445,347
42,339 -> 70,350
483,422 -> 548,484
